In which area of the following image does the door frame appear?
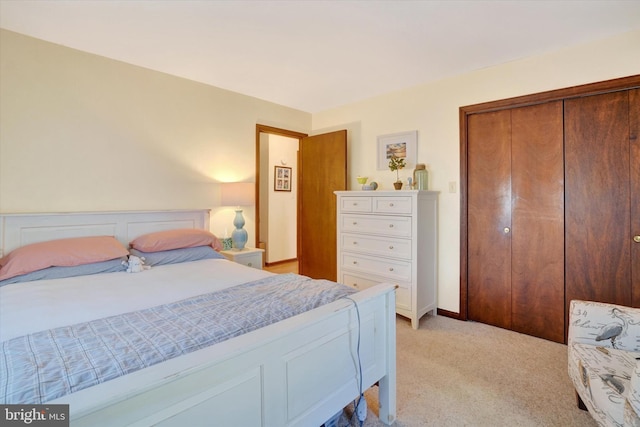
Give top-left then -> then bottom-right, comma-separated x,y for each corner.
459,75 -> 640,321
255,125 -> 308,259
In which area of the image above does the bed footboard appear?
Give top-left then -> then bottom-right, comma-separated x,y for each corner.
53,284 -> 397,427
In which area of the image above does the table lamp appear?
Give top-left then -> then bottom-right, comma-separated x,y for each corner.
220,182 -> 255,250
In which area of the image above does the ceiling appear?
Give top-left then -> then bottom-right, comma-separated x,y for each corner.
1,0 -> 639,113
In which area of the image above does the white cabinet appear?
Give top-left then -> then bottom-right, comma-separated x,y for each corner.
335,190 -> 438,329
220,248 -> 264,269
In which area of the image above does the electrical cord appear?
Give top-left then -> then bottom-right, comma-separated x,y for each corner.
344,296 -> 366,427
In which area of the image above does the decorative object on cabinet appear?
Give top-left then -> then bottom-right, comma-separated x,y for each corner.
413,164 -> 428,190
220,247 -> 265,269
388,155 -> 405,190
377,130 -> 417,170
362,181 -> 378,191
220,182 -> 255,250
357,176 -> 368,190
221,237 -> 233,250
274,166 -> 291,191
335,190 -> 439,329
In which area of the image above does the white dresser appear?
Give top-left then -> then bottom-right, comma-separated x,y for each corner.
335,190 -> 438,329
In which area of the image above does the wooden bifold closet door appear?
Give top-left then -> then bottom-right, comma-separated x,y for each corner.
467,101 -> 565,343
565,89 -> 639,309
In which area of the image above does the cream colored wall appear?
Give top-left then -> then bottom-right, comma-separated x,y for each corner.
0,30 -> 311,243
312,29 -> 640,314
2,27 -> 639,312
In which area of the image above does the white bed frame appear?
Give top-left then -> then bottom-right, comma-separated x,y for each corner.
0,210 -> 397,426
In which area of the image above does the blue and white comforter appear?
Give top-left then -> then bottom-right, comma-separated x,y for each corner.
1,273 -> 356,404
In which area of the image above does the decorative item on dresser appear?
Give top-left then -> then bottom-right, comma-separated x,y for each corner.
335,190 -> 439,329
388,155 -> 406,190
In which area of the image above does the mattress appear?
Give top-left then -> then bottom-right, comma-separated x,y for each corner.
0,259 -> 271,342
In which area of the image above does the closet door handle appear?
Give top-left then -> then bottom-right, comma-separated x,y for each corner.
634,235 -> 640,243
504,227 -> 511,234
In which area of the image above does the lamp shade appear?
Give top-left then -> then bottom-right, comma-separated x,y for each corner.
220,182 -> 254,207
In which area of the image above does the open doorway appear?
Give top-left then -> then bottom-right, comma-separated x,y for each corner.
256,125 -> 347,280
255,125 -> 307,272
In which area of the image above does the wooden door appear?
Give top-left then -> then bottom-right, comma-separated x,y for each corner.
510,101 -> 564,342
467,103 -> 564,341
630,89 -> 640,306
467,110 -> 512,329
565,91 -> 632,307
298,130 -> 347,280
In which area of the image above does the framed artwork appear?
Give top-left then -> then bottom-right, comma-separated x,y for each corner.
274,166 -> 292,192
377,130 -> 418,170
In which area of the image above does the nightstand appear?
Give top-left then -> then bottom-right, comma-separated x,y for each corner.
220,248 -> 265,270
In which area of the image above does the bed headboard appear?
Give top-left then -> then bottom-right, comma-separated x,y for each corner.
0,210 -> 211,257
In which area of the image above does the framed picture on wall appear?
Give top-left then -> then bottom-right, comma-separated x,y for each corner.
274,166 -> 292,192
377,130 -> 418,170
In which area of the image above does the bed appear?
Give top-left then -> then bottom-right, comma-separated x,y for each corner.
0,210 -> 396,426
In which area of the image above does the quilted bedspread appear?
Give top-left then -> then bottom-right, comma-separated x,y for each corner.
1,273 -> 356,404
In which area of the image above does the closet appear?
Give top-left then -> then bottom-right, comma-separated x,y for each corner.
565,89 -> 640,309
461,76 -> 640,343
467,101 -> 565,343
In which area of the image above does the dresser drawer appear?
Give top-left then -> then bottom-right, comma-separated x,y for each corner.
340,214 -> 411,237
342,253 -> 411,282
340,196 -> 372,213
373,196 -> 412,214
341,273 -> 411,310
234,253 -> 262,269
341,233 -> 411,260
342,273 -> 379,291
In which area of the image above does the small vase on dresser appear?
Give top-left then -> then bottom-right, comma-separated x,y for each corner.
334,190 -> 439,329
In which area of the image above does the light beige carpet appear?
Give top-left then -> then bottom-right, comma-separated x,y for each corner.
337,314 -> 598,427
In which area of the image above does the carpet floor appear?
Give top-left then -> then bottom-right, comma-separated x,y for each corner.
336,314 -> 597,427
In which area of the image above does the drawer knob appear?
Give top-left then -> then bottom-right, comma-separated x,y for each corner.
353,202 -> 358,206
389,267 -> 394,272
353,221 -> 358,225
353,283 -> 358,288
353,261 -> 358,265
389,245 -> 394,250
247,263 -> 252,267
353,241 -> 358,245
389,224 -> 394,228
389,203 -> 394,207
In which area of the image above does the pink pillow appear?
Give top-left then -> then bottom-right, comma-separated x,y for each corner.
129,229 -> 223,253
0,236 -> 129,282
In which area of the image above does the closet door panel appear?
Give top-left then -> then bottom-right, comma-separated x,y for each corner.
467,110 -> 512,329
565,91 -> 631,306
631,89 -> 640,307
511,101 -> 564,342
